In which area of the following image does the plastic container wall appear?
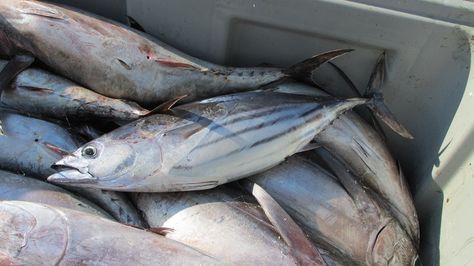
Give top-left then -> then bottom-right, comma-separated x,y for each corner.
47,1 -> 474,265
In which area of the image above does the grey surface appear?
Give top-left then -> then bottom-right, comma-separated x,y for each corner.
43,1 -> 474,265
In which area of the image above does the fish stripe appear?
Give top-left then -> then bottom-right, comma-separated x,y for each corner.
189,103 -> 323,152
192,109 -> 307,151
173,105 -> 325,170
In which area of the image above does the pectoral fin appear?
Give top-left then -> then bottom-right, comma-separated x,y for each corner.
241,180 -> 327,266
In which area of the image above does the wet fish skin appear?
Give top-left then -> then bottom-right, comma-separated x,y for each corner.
270,81 -> 419,245
48,91 -> 367,192
0,110 -> 80,177
133,185 -> 329,265
0,60 -> 149,120
0,111 -> 147,227
0,170 -> 110,218
251,156 -> 418,265
0,201 -> 223,265
0,0 -> 349,105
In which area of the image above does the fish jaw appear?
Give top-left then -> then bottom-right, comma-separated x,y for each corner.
48,170 -> 96,184
49,155 -> 96,184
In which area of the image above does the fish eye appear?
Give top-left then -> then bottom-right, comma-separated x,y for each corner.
82,145 -> 98,159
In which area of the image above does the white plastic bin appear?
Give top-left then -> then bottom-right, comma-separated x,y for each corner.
52,0 -> 474,265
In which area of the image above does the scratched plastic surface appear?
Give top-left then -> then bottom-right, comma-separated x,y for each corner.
50,0 -> 474,265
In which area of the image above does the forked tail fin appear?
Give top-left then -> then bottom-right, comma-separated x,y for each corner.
366,52 -> 413,139
328,52 -> 413,139
285,49 -> 353,83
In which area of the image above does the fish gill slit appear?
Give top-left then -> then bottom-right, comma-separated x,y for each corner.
117,59 -> 132,70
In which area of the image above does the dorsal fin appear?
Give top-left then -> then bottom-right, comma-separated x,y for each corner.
242,180 -> 327,266
145,95 -> 187,116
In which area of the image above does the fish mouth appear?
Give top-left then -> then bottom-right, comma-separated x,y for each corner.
48,169 -> 97,184
48,158 -> 97,184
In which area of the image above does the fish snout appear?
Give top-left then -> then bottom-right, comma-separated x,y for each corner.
51,155 -> 89,174
48,156 -> 97,184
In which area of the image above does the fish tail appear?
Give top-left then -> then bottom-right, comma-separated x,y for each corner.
327,51 -> 413,139
284,49 -> 353,83
365,52 -> 414,139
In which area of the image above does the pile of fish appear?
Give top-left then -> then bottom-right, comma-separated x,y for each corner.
0,1 -> 419,265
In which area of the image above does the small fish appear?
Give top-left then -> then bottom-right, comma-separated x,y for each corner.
0,0 -> 350,105
0,110 -> 147,227
0,169 -> 110,218
0,59 -> 150,120
0,201 -> 223,265
133,185 -> 330,265
251,155 -> 418,265
48,91 -> 368,192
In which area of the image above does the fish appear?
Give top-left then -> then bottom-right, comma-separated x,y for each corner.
0,201 -> 223,265
0,58 -> 150,120
0,110 -> 147,227
133,185 -> 330,265
268,80 -> 419,245
250,155 -> 419,265
0,0 -> 350,105
0,169 -> 110,218
48,91 -> 368,192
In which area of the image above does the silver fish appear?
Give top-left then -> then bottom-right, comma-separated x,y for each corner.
0,59 -> 150,120
0,0 -> 350,105
48,91 -> 367,192
0,201 -> 223,265
0,110 -> 147,227
133,185 -> 328,265
251,155 -> 418,265
270,81 -> 419,246
0,169 -> 110,218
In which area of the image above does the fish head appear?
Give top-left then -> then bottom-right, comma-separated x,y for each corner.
48,132 -> 161,189
371,219 -> 419,266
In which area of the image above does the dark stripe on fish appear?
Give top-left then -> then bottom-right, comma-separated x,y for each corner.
192,110 -> 302,151
173,106 -> 324,170
207,104 -> 297,130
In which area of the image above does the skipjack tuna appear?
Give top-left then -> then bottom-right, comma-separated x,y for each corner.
0,201 -> 223,265
48,91 -> 368,192
0,0 -> 350,105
